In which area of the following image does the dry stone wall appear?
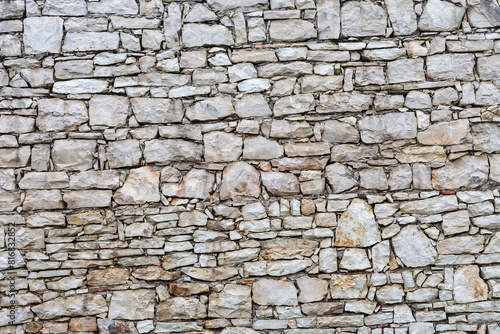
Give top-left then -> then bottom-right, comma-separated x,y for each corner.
2,0 -> 500,333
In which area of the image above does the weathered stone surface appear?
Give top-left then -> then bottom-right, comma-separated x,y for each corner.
234,94 -> 271,117
253,279 -> 298,306
182,266 -> 239,281
87,268 -> 130,286
162,169 -> 215,199
269,20 -> 316,42
63,32 -> 120,52
273,94 -> 315,117
0,147 -> 30,168
52,140 -> 96,171
432,155 -> 489,190
106,140 -> 142,168
209,285 -> 252,318
392,226 -> 438,267
453,265 -> 488,304
243,136 -> 283,160
88,0 -> 138,14
0,1 -> 25,19
52,79 -> 109,94
157,297 -> 207,320
182,24 -> 234,47
207,0 -> 268,13
359,112 -> 417,144
89,95 -> 129,127
400,195 -> 458,214
385,0 -> 417,35
43,0 -> 87,16
32,294 -> 107,319
37,99 -> 88,132
204,132 -> 243,162
468,0 -> 500,28
131,98 -> 184,124
418,0 -> 466,31
330,274 -> 368,299
319,93 -> 373,113
387,58 -> 425,84
261,172 -> 300,196
220,162 -> 261,200
325,163 -> 357,193
472,123 -> 500,153
417,119 -> 471,146
186,96 -> 234,121
108,290 -> 155,320
317,0 -> 340,39
437,235 -> 485,254
442,210 -> 470,236
114,167 -> 160,205
341,1 -> 387,37
19,172 -> 68,189
297,277 -> 329,303
335,199 -> 380,247
24,17 -> 63,54
144,139 -> 202,163
322,120 -> 359,143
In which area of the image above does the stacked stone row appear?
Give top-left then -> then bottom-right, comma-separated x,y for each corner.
2,0 -> 500,333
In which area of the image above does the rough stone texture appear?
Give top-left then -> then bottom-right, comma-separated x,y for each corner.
2,2 -> 500,332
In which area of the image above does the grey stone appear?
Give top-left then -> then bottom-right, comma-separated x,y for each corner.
472,123 -> 500,153
204,132 -> 243,162
24,17 -> 63,54
325,163 -> 357,193
0,116 -> 35,134
387,58 -> 425,84
243,136 -> 283,160
432,155 -> 489,190
162,169 -> 215,199
207,0 -> 268,13
32,294 -> 108,320
253,279 -> 298,306
261,172 -> 300,196
358,112 -> 417,144
341,1 -> 387,37
106,140 -> 142,168
63,32 -> 120,52
322,120 -> 359,143
392,226 -> 437,267
235,94 -> 272,117
89,95 -> 129,127
385,0 -> 418,35
317,0 -> 340,39
418,0 -> 466,31
182,24 -> 234,47
52,79 -> 109,94
52,140 -> 96,171
269,19 -> 317,42
437,235 -> 485,254
43,0 -> 87,16
426,54 -> 475,81
318,93 -> 373,113
108,290 -> 155,320
0,1 -> 25,19
131,98 -> 183,124
144,139 -> 202,163
186,96 -> 234,121
88,0 -> 138,15
0,35 -> 21,57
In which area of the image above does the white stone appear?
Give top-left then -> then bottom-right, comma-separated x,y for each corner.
89,95 -> 129,127
392,225 -> 438,267
114,167 -> 160,205
418,0 -> 466,31
341,1 -> 387,37
182,24 -> 234,47
24,17 -> 63,54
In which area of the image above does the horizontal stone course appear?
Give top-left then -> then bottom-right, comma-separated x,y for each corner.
2,0 -> 500,333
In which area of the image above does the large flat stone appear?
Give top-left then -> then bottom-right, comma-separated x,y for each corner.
341,1 -> 387,37
358,112 -> 417,144
335,199 -> 380,247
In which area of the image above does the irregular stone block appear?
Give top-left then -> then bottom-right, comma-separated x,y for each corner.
341,1 -> 387,37
418,0 -> 466,31
335,198 -> 380,247
114,167 -> 160,205
52,140 -> 96,171
269,19 -> 317,42
182,24 -> 234,47
392,226 -> 438,267
253,279 -> 298,306
108,290 -> 155,320
24,17 -> 63,54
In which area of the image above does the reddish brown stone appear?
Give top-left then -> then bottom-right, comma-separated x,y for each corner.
70,317 -> 97,332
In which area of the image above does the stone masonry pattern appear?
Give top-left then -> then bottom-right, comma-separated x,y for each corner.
2,0 -> 500,333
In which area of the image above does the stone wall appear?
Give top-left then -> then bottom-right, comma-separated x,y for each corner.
1,0 -> 500,333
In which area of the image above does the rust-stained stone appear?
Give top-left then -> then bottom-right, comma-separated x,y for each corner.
131,266 -> 181,281
97,319 -> 139,334
219,161 -> 261,200
330,274 -> 368,299
170,282 -> 209,296
260,238 -> 318,260
335,198 -> 380,247
157,297 -> 207,320
301,302 -> 344,316
87,268 -> 130,286
181,266 -> 239,281
69,317 -> 97,332
453,265 -> 488,304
